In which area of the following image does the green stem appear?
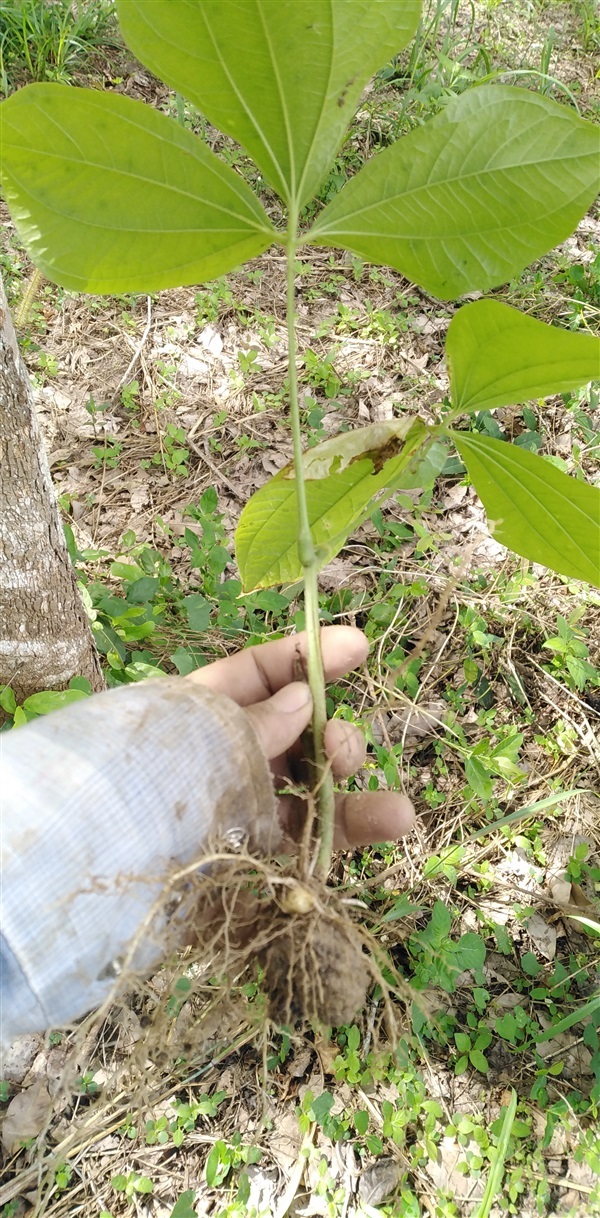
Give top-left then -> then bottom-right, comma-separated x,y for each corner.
286,230 -> 335,879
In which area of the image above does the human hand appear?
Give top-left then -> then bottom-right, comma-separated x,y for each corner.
187,625 -> 414,849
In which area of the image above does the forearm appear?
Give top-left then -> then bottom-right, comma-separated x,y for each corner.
0,677 -> 274,1043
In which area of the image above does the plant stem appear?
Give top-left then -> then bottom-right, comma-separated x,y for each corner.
286,231 -> 335,879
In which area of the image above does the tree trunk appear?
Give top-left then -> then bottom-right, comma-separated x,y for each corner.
0,275 -> 104,704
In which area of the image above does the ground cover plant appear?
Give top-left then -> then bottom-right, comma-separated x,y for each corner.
0,0 -> 118,97
1,1 -> 600,1215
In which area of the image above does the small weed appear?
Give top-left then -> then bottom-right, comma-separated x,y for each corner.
302,347 -> 344,399
120,379 -> 140,412
194,278 -> 234,325
151,423 -> 190,477
554,247 -> 600,327
1,677 -> 91,727
566,843 -> 600,894
75,1071 -> 100,1096
35,350 -> 58,380
53,1163 -> 72,1192
453,1024 -> 493,1076
144,1090 -> 227,1148
204,1132 -> 261,1188
409,901 -> 487,996
111,1172 -> 153,1199
542,612 -> 600,692
84,394 -> 112,435
92,436 -> 122,469
237,346 -> 261,376
297,1090 -> 350,1142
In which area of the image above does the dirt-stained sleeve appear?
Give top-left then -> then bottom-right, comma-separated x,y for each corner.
0,678 -> 276,1043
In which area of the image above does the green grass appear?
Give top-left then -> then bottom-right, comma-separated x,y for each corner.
0,0 -> 119,96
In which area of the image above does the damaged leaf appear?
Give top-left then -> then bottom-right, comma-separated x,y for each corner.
236,419 -> 442,589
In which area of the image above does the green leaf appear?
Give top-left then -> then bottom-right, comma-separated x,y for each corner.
521,951 -> 541,977
466,789 -> 585,843
170,647 -> 200,677
0,686 -> 17,715
454,932 -> 487,975
183,594 -> 212,632
110,561 -> 142,582
0,84 -> 275,293
205,1141 -> 229,1188
347,1024 -> 360,1052
125,662 -> 167,682
382,895 -> 425,922
465,755 -> 493,801
170,1191 -> 198,1218
127,577 -> 159,604
447,300 -> 600,413
117,0 -> 420,211
310,1091 -> 335,1123
451,432 -> 600,587
22,689 -> 89,715
455,1033 -> 471,1054
310,86 -> 600,298
469,1048 -> 489,1074
236,419 -> 432,589
354,1109 -> 369,1136
428,900 -> 452,941
134,1176 -> 154,1194
69,676 -> 93,694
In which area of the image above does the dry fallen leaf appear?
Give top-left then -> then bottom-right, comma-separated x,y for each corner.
198,325 -> 223,356
1,1079 -> 53,1155
525,911 -> 557,960
129,483 -> 151,513
358,1157 -> 403,1206
549,878 -> 572,906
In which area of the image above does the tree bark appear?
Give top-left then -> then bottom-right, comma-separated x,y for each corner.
0,275 -> 104,704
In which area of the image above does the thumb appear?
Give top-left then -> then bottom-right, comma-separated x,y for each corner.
244,682 -> 313,760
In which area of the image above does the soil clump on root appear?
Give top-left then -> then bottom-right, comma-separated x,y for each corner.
171,859 -> 384,1039
259,908 -> 370,1027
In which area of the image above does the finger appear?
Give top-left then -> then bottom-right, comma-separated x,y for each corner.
271,717 -> 366,788
244,682 -> 313,761
333,790 -> 415,848
324,719 -> 366,778
280,789 -> 415,848
186,626 -> 369,706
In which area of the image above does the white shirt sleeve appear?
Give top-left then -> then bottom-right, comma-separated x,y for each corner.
0,677 -> 275,1043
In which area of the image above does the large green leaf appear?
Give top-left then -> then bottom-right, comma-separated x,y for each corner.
0,84 -> 275,293
117,0 -> 421,211
236,420 -> 446,589
451,432 -> 600,586
309,86 -> 600,299
447,300 -> 600,412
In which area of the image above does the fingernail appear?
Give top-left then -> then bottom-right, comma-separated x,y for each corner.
270,681 -> 312,713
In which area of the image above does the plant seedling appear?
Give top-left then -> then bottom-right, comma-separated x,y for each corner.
1,0 -> 599,1027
